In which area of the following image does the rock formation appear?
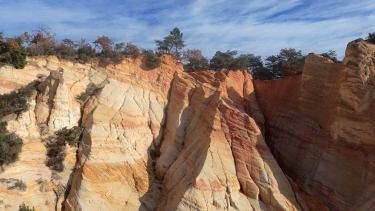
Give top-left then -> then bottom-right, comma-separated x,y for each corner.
35,68 -> 81,131
0,39 -> 374,211
153,71 -> 301,211
254,39 -> 375,211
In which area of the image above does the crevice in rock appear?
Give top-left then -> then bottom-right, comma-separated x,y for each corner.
149,72 -> 177,161
286,176 -> 305,211
60,126 -> 85,210
140,72 -> 178,211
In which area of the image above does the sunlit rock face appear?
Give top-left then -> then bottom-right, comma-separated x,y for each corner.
155,71 -> 300,211
254,40 -> 375,211
0,58 -> 80,211
64,55 -> 179,211
4,41 -> 373,211
34,69 -> 81,131
63,56 -> 301,211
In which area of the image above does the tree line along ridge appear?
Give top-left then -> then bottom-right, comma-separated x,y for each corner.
2,26 -> 373,80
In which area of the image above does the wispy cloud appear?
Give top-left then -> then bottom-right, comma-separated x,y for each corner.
0,0 -> 374,60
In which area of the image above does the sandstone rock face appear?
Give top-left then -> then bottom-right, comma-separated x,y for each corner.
0,61 -> 50,95
254,40 -> 375,210
155,71 -> 301,211
0,88 -> 76,211
0,57 -> 93,211
35,69 -> 81,131
6,91 -> 40,142
64,57 -> 177,211
1,54 -> 305,211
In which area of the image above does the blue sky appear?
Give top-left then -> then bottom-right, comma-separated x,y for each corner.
1,0 -> 374,60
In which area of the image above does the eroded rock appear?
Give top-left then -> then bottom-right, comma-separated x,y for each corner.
254,40 -> 375,210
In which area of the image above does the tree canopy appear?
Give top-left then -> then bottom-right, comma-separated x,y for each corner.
94,36 -> 114,55
0,32 -> 27,69
321,50 -> 340,63
250,48 -> 306,80
145,50 -> 161,69
155,27 -> 185,60
366,31 -> 375,44
209,50 -> 237,71
0,26 -> 346,80
182,49 -> 209,72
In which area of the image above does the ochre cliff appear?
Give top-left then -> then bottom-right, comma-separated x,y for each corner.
254,39 -> 375,211
64,56 -> 178,210
0,39 -> 374,211
0,55 -> 302,211
154,71 -> 299,211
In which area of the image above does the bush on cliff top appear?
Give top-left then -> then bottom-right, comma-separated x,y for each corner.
0,34 -> 28,69
11,47 -> 28,69
367,31 -> 375,44
320,50 -> 341,63
145,50 -> 161,69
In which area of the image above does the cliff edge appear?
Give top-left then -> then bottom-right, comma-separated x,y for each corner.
254,39 -> 375,211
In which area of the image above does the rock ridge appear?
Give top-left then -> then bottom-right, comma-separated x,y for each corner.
254,40 -> 375,211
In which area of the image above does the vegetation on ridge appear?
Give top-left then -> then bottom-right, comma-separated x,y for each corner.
0,26 -> 351,79
155,27 -> 185,61
0,32 -> 27,69
367,31 -> 375,44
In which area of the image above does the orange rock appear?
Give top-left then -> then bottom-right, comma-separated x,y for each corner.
0,54 -> 309,211
156,71 -> 301,211
254,40 -> 375,210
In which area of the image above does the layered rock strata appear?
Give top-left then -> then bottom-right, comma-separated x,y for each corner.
35,69 -> 81,131
63,56 -> 302,210
64,56 -> 178,211
0,89 -> 77,211
254,40 -> 375,211
0,40 -> 373,211
0,56 -> 104,211
155,71 -> 301,211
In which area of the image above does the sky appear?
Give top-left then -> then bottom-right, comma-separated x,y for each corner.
1,0 -> 374,60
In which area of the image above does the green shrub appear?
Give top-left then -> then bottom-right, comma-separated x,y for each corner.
14,180 -> 27,191
45,138 -> 66,172
0,122 -> 23,167
321,50 -> 341,63
11,47 -> 27,69
77,45 -> 95,61
150,149 -> 161,159
0,84 -> 34,167
109,54 -> 124,64
56,126 -> 81,147
123,42 -> 140,58
45,126 -> 81,172
145,50 -> 161,69
367,31 -> 375,44
18,202 -> 35,211
0,82 -> 35,117
77,83 -> 103,102
27,45 -> 56,56
77,91 -> 91,102
55,44 -> 76,60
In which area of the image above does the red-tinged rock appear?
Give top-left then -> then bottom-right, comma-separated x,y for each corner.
254,40 -> 375,211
